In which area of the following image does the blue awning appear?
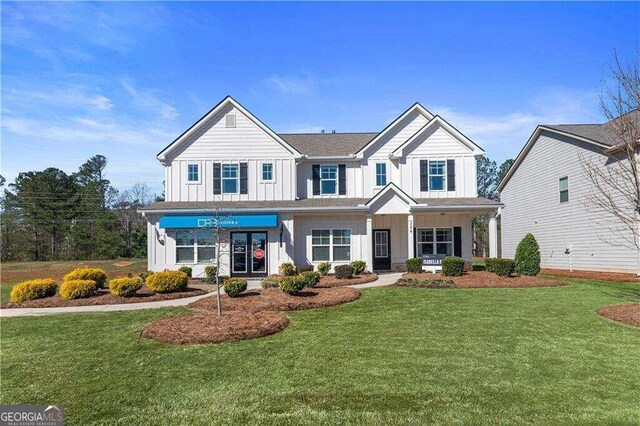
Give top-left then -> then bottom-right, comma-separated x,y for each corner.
159,214 -> 278,229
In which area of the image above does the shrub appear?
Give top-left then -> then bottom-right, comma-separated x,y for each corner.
204,265 -> 218,280
261,276 -> 281,289
515,233 -> 541,276
224,278 -> 247,297
146,271 -> 188,293
279,275 -> 306,295
334,264 -> 353,279
109,277 -> 143,297
442,256 -> 465,276
178,266 -> 193,278
485,258 -> 498,273
316,262 -> 331,276
351,260 -> 367,275
64,268 -> 107,289
406,258 -> 423,274
138,271 -> 154,281
472,263 -> 486,271
60,280 -> 97,300
10,279 -> 57,303
396,277 -> 454,288
297,264 -> 314,273
300,271 -> 321,287
279,262 -> 296,276
493,259 -> 516,277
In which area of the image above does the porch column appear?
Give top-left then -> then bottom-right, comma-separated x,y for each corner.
407,213 -> 414,260
366,214 -> 373,273
489,210 -> 498,258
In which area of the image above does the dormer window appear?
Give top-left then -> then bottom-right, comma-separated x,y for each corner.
225,113 -> 236,128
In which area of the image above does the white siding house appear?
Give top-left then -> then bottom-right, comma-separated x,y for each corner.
141,96 -> 501,278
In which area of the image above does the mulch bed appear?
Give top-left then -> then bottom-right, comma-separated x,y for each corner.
1,287 -> 207,309
597,303 -> 640,328
142,310 -> 290,345
319,273 -> 378,287
189,286 -> 361,313
541,268 -> 640,283
400,271 -> 566,288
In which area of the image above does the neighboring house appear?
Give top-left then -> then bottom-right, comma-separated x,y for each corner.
140,96 -> 501,278
498,112 -> 640,274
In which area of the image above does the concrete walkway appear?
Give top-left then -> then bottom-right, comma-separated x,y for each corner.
0,273 -> 401,318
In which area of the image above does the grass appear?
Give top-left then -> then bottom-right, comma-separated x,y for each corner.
0,259 -> 147,302
1,277 -> 639,424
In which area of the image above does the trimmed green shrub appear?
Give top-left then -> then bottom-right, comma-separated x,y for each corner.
406,258 -> 423,274
60,280 -> 97,300
317,262 -> 331,276
442,256 -> 465,276
10,279 -> 57,303
204,265 -> 218,280
279,262 -> 296,276
296,264 -> 313,273
178,266 -> 192,278
396,277 -> 454,288
334,264 -> 353,279
350,260 -> 367,276
224,278 -> 247,297
515,233 -> 541,276
261,276 -> 281,289
146,271 -> 188,293
138,271 -> 154,281
300,271 -> 321,287
279,275 -> 306,295
485,258 -> 497,273
493,259 -> 516,277
64,268 -> 107,289
109,277 -> 143,297
472,263 -> 486,271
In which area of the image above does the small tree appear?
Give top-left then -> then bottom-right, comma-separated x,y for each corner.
514,233 -> 541,276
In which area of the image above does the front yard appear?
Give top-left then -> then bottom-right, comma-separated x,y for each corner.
1,277 -> 639,424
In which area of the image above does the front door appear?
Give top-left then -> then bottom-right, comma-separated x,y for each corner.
373,229 -> 391,271
231,231 -> 268,277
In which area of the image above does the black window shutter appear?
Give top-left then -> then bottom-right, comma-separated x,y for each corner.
312,165 -> 320,195
213,163 -> 221,195
447,159 -> 456,191
338,164 -> 346,195
453,227 -> 462,257
420,160 -> 429,191
240,162 -> 248,194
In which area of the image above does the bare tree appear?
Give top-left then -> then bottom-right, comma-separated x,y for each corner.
206,210 -> 237,318
580,51 -> 640,252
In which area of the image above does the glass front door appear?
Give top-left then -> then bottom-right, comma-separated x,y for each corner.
231,231 -> 268,277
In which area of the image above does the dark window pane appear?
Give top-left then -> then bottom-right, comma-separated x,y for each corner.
312,246 -> 330,261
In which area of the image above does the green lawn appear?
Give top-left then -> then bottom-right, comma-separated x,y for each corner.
1,278 -> 639,424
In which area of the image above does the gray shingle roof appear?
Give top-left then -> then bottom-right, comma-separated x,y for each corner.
278,132 -> 378,157
542,124 -> 614,146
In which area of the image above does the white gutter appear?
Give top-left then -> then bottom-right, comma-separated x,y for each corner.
302,155 -> 359,161
138,206 -> 370,214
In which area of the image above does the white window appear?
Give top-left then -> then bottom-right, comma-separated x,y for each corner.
175,230 -> 217,264
320,165 -> 338,194
416,228 -> 453,257
376,163 -> 387,187
374,231 -> 388,258
559,176 -> 569,203
429,161 -> 446,191
261,163 -> 274,182
225,113 -> 236,128
311,229 -> 351,262
187,164 -> 199,183
222,164 -> 239,194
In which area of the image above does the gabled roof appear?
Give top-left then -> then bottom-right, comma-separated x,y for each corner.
279,132 -> 377,157
363,182 -> 417,207
157,96 -> 303,162
390,115 -> 485,158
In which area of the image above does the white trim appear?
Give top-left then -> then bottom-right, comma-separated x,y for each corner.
559,175 -> 569,204
365,182 -> 417,207
415,227 -> 454,258
259,161 -> 276,183
221,163 -> 240,195
174,229 -> 217,265
310,228 -> 352,263
375,162 -> 387,187
319,164 -> 339,195
186,162 -> 202,185
374,230 -> 389,259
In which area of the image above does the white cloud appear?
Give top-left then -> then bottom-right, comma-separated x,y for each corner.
283,124 -> 325,133
4,86 -> 114,111
121,80 -> 179,120
264,73 -> 316,95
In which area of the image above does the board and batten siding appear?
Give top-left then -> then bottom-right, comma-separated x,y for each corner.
164,103 -> 297,202
500,131 -> 640,273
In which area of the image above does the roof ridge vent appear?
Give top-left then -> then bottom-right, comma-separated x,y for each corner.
321,129 -> 325,134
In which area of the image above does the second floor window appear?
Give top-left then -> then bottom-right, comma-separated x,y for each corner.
559,176 -> 569,203
262,163 -> 274,182
222,164 -> 239,193
320,165 -> 338,194
187,164 -> 199,182
376,163 -> 387,186
429,161 -> 446,191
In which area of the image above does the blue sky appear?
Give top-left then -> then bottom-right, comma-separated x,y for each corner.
2,1 -> 638,195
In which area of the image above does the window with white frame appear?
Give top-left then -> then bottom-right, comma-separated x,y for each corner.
262,163 -> 274,182
416,228 -> 453,257
311,229 -> 351,261
559,176 -> 569,203
320,165 -> 338,194
222,164 -> 239,193
175,229 -> 217,264
187,164 -> 199,182
429,161 -> 446,191
376,163 -> 387,186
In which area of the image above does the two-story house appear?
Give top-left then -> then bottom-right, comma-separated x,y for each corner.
140,96 -> 502,278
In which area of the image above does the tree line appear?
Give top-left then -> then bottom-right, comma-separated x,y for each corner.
0,155 -> 160,262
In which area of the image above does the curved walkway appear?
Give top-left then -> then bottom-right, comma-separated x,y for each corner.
0,273 -> 401,318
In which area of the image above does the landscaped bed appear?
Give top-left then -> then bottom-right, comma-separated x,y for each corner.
189,287 -> 361,313
541,268 -> 640,283
597,303 -> 640,327
318,273 -> 378,287
142,310 -> 290,345
400,271 -> 566,288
